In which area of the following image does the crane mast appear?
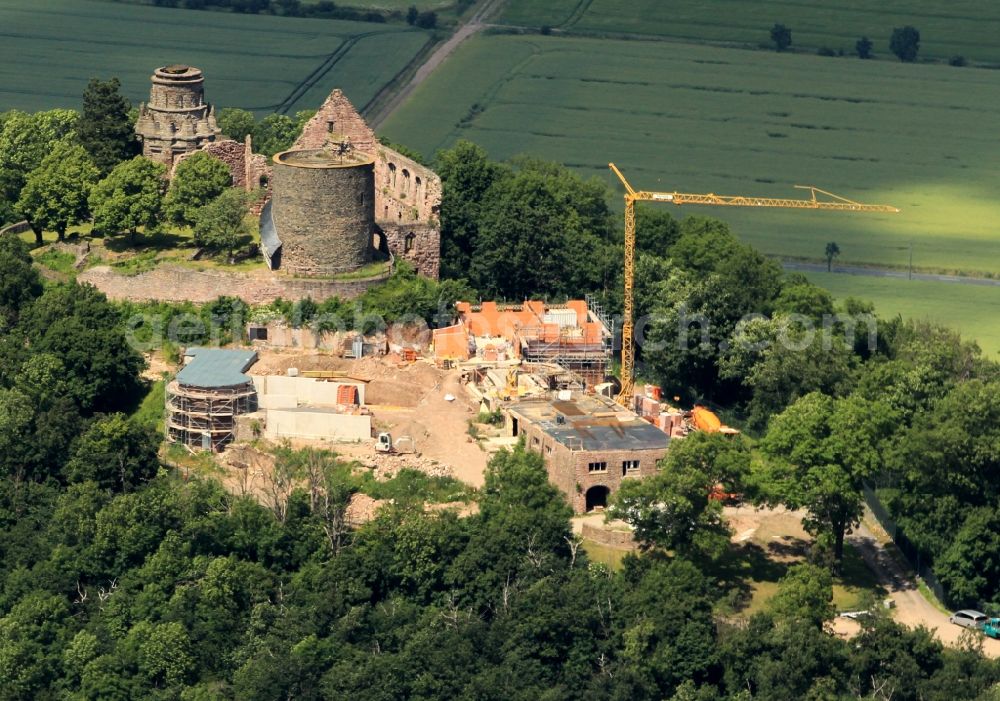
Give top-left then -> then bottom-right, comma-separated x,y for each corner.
608,163 -> 899,409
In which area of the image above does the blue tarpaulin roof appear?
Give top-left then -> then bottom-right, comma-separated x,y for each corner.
177,347 -> 258,389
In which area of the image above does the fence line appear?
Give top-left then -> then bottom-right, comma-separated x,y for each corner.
861,483 -> 949,606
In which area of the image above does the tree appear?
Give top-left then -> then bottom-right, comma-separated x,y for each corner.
20,282 -> 146,414
252,113 -> 298,157
824,241 -> 840,272
0,109 -> 78,206
767,563 -> 835,629
890,26 -> 920,62
77,77 -> 139,174
406,5 -> 418,25
609,432 -> 748,557
856,36 -> 873,59
164,151 -> 233,225
469,159 -> 614,299
217,107 -> 256,143
758,392 -> 897,564
719,314 -> 856,428
415,10 -> 437,29
192,189 -> 252,261
16,141 -> 99,242
435,140 -> 506,279
64,414 -> 160,492
770,23 -> 792,52
936,506 -> 1000,607
89,156 -> 166,241
0,235 -> 42,330
0,387 -> 35,485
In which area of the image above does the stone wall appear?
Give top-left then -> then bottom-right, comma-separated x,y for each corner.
292,89 -> 441,279
173,136 -> 270,193
516,416 -> 667,514
271,152 -> 376,276
581,523 -> 637,550
78,263 -> 390,305
379,222 -> 440,279
0,220 -> 30,236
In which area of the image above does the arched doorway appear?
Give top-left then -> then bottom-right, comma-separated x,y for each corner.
585,485 -> 610,512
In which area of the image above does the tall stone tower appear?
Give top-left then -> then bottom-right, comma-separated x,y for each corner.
134,65 -> 221,168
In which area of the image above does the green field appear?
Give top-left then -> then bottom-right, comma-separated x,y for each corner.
501,0 -> 1000,63
805,272 -> 1000,357
0,0 -> 432,115
383,34 -> 1000,277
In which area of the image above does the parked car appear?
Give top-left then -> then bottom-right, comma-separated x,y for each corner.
983,618 -> 1000,640
949,610 -> 988,629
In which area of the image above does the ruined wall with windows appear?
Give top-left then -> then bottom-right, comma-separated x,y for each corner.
293,89 -> 441,279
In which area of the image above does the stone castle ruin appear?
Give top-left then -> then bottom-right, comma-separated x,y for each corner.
133,68 -> 440,286
264,148 -> 379,276
135,65 -> 222,168
288,90 -> 441,279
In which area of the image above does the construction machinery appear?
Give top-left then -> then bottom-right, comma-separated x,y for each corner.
608,164 -> 900,408
375,432 -> 415,454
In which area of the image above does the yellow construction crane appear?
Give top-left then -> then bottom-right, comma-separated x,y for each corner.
608,163 -> 900,409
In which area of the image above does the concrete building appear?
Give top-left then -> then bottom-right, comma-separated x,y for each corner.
247,374 -> 371,443
166,348 -> 258,452
135,65 -> 221,168
506,393 -> 669,513
167,347 -> 372,451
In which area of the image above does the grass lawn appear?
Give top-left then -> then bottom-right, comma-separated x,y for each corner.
0,0 -> 431,115
737,542 -> 886,617
805,272 -> 1000,358
501,0 -> 1000,64
581,539 -> 630,570
133,378 -> 167,433
383,33 -> 1000,281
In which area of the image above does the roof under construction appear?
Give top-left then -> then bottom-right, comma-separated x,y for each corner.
177,348 -> 258,389
509,393 -> 668,452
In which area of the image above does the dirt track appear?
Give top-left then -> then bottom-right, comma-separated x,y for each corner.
370,0 -> 507,128
849,521 -> 1000,657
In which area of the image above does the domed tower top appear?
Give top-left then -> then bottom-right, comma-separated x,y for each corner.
135,64 -> 220,168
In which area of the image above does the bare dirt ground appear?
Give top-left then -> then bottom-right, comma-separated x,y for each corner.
251,350 -> 490,487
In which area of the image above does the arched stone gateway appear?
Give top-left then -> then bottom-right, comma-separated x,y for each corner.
585,485 -> 610,512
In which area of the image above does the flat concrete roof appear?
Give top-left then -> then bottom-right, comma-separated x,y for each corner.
510,394 -> 669,452
177,348 -> 258,389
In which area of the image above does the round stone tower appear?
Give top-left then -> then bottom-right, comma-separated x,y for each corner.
134,65 -> 221,168
269,148 -> 376,276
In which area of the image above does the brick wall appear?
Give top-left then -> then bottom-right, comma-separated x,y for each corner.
78,263 -> 390,305
514,416 -> 667,513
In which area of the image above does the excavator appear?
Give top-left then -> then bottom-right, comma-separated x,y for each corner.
608,163 -> 900,409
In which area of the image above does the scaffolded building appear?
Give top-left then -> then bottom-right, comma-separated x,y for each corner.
432,298 -> 613,388
166,348 -> 258,452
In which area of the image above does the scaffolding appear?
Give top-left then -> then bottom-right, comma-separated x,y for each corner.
520,330 -> 609,389
166,380 -> 258,452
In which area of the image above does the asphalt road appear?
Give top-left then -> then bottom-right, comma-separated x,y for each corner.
783,261 -> 1000,287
